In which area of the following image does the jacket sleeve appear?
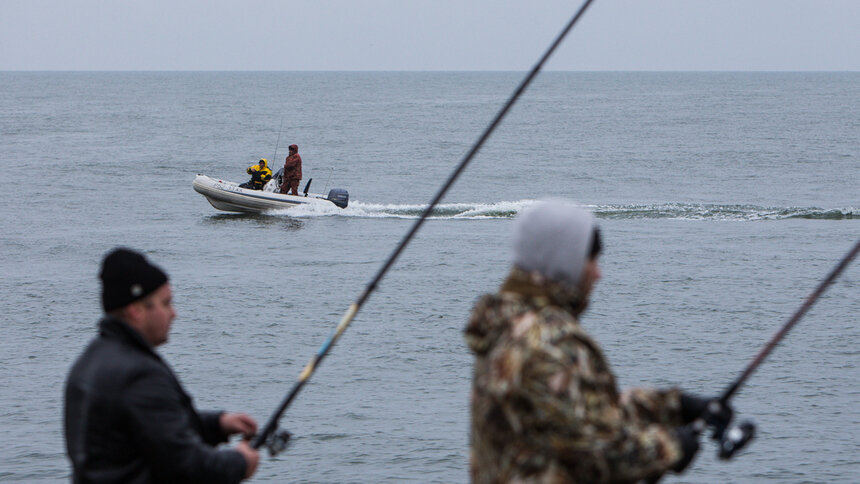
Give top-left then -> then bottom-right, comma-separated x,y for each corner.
619,387 -> 685,427
122,368 -> 246,484
491,332 -> 684,482
199,410 -> 230,446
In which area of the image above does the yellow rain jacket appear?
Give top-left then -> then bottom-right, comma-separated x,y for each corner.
246,159 -> 273,189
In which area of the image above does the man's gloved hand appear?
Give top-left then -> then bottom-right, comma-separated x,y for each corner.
680,393 -> 733,436
672,424 -> 701,473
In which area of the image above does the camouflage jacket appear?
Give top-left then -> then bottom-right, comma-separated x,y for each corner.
464,268 -> 685,484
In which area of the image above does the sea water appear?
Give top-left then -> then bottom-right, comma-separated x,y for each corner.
1,71 -> 858,483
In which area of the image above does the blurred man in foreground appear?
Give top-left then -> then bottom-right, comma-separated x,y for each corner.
465,201 -> 729,483
65,248 -> 259,483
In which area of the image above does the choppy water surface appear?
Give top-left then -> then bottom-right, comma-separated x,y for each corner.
1,71 -> 858,483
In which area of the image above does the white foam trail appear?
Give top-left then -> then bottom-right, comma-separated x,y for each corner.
267,199 -> 539,219
266,200 -> 857,221
267,201 -> 345,217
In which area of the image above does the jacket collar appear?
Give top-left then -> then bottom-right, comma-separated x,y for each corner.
499,266 -> 589,317
98,315 -> 159,357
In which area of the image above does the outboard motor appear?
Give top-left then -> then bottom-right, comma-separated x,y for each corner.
326,188 -> 349,208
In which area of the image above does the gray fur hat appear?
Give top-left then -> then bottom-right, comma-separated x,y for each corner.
512,201 -> 597,286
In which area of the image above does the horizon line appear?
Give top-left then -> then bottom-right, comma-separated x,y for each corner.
3,68 -> 859,74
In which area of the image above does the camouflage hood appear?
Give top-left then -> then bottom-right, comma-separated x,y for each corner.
465,267 -> 588,356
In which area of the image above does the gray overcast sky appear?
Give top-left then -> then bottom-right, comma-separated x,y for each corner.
1,0 -> 858,71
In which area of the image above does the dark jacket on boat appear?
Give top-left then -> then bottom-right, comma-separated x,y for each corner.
64,316 -> 246,484
282,145 -> 302,181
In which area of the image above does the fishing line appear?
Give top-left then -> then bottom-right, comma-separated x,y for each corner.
251,0 -> 597,452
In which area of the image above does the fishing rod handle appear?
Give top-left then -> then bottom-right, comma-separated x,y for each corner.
251,304 -> 361,450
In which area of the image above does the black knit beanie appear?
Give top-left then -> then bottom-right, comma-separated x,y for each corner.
100,248 -> 169,312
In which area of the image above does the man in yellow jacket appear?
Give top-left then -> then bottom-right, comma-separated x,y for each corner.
242,159 -> 272,190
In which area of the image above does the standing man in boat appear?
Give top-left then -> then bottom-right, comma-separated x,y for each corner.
279,144 -> 302,196
64,248 -> 260,483
464,201 -> 731,483
242,158 -> 272,190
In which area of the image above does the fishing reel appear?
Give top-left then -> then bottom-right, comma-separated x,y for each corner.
716,420 -> 756,460
263,427 -> 293,457
701,400 -> 756,460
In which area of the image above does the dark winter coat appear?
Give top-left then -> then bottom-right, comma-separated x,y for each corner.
282,146 -> 302,181
64,317 -> 246,484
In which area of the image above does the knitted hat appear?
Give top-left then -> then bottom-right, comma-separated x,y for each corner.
100,248 -> 169,312
512,201 -> 597,286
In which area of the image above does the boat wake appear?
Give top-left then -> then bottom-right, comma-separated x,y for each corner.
270,200 -> 857,221
592,203 -> 857,221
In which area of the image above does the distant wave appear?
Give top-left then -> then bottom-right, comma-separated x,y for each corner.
273,200 -> 857,221
592,203 -> 857,221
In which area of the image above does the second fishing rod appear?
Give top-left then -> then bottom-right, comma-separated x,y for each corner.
250,0 -> 598,453
646,238 -> 859,483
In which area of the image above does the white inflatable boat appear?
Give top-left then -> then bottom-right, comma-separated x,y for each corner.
192,174 -> 349,213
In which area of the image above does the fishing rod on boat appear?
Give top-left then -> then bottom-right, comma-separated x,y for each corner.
647,238 -> 860,483
272,116 -> 285,163
322,167 -> 334,194
250,0 -> 598,455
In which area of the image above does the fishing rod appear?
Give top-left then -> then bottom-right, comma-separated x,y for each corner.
647,238 -> 860,483
322,166 -> 334,194
251,0 -> 598,453
272,116 -> 285,163
721,238 -> 860,402
710,238 -> 860,456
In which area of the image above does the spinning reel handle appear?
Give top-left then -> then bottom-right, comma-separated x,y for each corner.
699,400 -> 756,460
265,428 -> 293,457
717,421 -> 756,460
250,426 -> 293,457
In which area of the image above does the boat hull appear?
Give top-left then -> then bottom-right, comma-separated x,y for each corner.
192,175 -> 346,213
